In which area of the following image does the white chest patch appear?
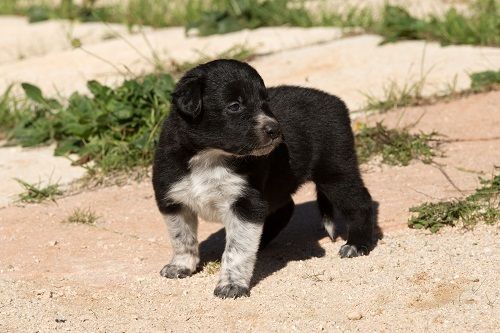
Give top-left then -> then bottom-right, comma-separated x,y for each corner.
167,150 -> 246,223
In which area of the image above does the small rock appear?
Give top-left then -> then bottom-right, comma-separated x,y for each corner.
48,240 -> 58,247
133,257 -> 145,264
472,278 -> 480,282
347,311 -> 363,320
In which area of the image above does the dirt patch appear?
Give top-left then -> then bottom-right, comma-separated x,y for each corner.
1,91 -> 499,332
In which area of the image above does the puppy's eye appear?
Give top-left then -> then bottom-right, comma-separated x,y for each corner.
227,102 -> 241,113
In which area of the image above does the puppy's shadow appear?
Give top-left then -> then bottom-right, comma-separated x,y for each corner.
199,200 -> 381,287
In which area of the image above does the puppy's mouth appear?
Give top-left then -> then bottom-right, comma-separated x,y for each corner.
249,138 -> 282,156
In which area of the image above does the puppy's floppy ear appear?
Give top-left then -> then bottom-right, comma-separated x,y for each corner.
172,70 -> 204,121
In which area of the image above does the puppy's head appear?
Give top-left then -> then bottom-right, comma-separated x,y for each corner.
172,59 -> 282,156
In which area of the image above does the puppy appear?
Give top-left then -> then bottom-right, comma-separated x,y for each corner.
152,59 -> 374,299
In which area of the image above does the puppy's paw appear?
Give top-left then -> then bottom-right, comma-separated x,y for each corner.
160,264 -> 192,279
213,283 -> 249,299
338,244 -> 368,258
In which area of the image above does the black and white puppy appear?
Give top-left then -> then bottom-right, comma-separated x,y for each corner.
152,59 -> 374,299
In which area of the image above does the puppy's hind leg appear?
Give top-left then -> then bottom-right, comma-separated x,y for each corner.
316,175 -> 374,258
160,207 -> 199,278
317,190 -> 337,240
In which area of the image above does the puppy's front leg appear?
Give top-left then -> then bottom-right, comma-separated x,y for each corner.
160,207 -> 199,279
214,210 -> 264,299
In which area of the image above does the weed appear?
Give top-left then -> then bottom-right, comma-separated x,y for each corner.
408,172 -> 500,232
169,44 -> 255,76
355,123 -> 439,166
0,86 -> 31,140
15,178 -> 62,203
319,7 -> 375,29
65,207 -> 99,225
202,261 -> 221,275
0,0 -> 115,23
186,0 -> 313,36
375,0 -> 499,46
363,80 -> 425,112
2,1 -> 498,46
363,69 -> 500,113
470,70 -> 500,93
6,74 -> 175,173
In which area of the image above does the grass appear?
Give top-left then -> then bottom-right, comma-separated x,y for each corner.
15,178 -> 62,203
65,207 -> 99,225
202,261 -> 221,275
0,0 -> 118,23
408,171 -> 500,232
3,74 -> 175,174
169,44 -> 256,76
363,69 -> 500,112
0,85 -> 31,140
363,79 -> 426,112
185,0 -> 314,36
470,70 -> 500,92
374,1 -> 499,46
354,122 -> 439,166
0,1 -> 497,47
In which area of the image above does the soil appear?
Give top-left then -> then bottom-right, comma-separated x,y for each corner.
1,92 -> 499,332
0,8 -> 499,331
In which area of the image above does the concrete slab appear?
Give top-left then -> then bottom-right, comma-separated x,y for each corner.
0,17 -> 139,65
251,34 -> 500,110
0,26 -> 343,96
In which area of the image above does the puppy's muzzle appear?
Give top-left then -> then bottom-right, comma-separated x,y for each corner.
263,121 -> 281,140
251,115 -> 282,156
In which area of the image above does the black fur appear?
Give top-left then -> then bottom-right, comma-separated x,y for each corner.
152,59 -> 374,297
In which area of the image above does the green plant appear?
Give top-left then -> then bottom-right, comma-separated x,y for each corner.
170,44 -> 255,76
202,260 -> 221,275
186,0 -> 313,35
363,79 -> 426,112
355,123 -> 439,166
7,74 -> 175,173
375,1 -> 500,46
470,70 -> 500,92
1,1 -> 498,46
15,178 -> 62,203
363,68 -> 500,113
65,207 -> 99,225
409,172 -> 500,232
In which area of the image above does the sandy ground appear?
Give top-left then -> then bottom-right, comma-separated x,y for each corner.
1,91 -> 499,332
0,6 -> 499,330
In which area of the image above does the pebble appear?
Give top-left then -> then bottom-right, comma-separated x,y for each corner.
347,311 -> 363,320
48,240 -> 58,247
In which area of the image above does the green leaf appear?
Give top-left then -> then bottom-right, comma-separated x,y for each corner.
21,83 -> 45,104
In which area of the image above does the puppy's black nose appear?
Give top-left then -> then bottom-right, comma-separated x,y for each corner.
264,122 -> 281,140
